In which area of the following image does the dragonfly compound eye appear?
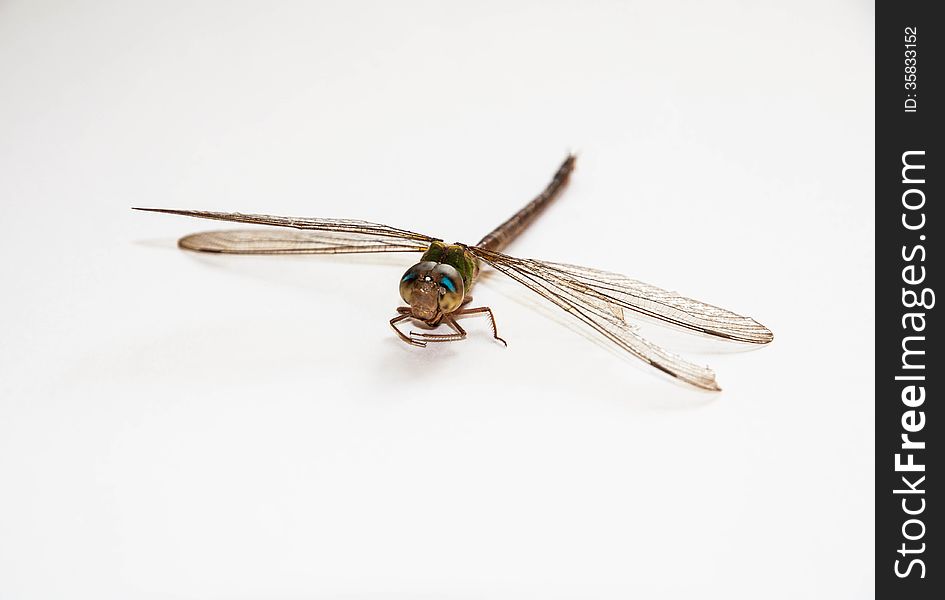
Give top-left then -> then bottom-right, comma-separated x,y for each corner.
432,263 -> 465,313
399,261 -> 437,304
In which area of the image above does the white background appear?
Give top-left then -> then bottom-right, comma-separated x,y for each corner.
1,1 -> 874,598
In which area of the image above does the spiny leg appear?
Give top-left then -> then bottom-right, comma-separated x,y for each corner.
390,312 -> 426,347
393,305 -> 508,347
409,315 -> 467,344
452,306 -> 508,346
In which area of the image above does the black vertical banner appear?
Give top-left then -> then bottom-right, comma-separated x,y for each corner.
876,1 -> 941,597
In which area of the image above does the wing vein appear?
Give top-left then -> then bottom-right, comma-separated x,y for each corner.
134,208 -> 439,254
473,248 -> 721,390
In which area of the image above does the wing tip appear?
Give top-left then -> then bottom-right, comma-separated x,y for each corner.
652,360 -> 721,392
692,372 -> 721,391
753,320 -> 775,344
133,207 -> 189,217
696,374 -> 722,392
178,233 -> 221,252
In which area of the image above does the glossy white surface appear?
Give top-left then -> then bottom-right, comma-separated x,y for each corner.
0,1 -> 873,597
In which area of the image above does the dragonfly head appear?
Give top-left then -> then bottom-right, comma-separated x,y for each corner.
399,261 -> 465,322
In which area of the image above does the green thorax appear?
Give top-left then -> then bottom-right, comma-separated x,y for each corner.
421,241 -> 480,293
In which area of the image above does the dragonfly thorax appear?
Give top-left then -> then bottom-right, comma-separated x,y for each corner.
399,261 -> 465,322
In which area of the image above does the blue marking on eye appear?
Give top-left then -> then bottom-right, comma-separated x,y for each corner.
401,273 -> 418,283
440,276 -> 456,293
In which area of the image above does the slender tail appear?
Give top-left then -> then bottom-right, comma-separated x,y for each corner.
475,154 -> 575,252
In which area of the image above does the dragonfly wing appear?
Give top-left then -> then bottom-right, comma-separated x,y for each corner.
480,253 -> 773,344
134,208 -> 439,254
178,230 -> 430,254
472,249 -> 772,390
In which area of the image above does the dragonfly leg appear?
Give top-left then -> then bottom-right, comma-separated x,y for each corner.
390,312 -> 426,347
452,306 -> 508,347
409,316 -> 467,344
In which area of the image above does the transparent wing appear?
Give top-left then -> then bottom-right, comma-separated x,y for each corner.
177,230 -> 431,254
134,208 -> 438,254
510,259 -> 774,344
472,249 -> 773,390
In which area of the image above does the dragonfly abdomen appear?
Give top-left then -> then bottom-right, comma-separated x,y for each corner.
475,154 -> 575,252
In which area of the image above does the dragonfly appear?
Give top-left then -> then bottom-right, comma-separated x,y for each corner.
135,155 -> 772,390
